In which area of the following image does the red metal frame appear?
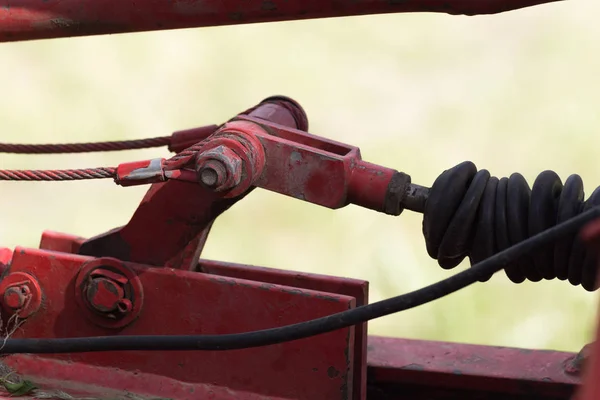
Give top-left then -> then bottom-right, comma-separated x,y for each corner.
0,235 -> 364,400
0,96 -> 595,400
0,1 -> 598,397
0,0 -> 561,43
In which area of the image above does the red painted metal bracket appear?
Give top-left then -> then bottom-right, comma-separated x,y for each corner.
0,230 -> 370,400
0,230 -> 591,400
76,96 -> 417,272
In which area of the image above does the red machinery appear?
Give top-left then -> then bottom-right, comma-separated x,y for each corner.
0,1 -> 599,400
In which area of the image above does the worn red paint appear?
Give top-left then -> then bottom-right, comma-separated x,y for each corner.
115,158 -> 166,186
0,0 -> 561,43
77,98 -> 300,268
78,96 -> 404,269
196,120 -> 268,198
367,336 -> 580,399
74,257 -> 144,329
2,243 -> 361,400
200,259 -> 370,400
0,271 -> 42,318
231,114 -> 399,212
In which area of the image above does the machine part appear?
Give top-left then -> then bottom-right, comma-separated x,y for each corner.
77,97 -> 305,268
0,272 -> 42,318
194,121 -> 267,197
366,336 -> 578,400
115,158 -> 167,187
421,161 -> 600,291
199,258 -> 369,400
1,206 -> 599,354
244,95 -> 310,132
74,258 -> 143,329
1,244 -> 364,400
0,0 -> 560,43
196,148 -> 241,191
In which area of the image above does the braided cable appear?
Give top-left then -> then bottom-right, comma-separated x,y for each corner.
0,137 -> 171,154
0,167 -> 116,181
163,138 -> 211,171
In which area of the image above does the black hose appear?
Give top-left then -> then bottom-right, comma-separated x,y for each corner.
3,206 -> 600,354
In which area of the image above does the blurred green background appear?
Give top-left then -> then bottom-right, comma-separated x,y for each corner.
0,0 -> 598,352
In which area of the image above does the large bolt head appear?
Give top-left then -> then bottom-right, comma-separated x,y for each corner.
196,145 -> 243,192
86,277 -> 126,314
3,286 -> 29,311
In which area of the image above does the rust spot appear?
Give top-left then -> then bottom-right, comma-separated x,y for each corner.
209,277 -> 236,286
259,283 -> 275,291
339,382 -> 348,400
402,363 -> 425,371
327,366 -> 340,378
314,294 -> 339,302
290,151 -> 302,163
282,288 -> 310,297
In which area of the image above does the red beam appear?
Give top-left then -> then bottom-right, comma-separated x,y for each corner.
367,336 -> 579,399
0,0 -> 561,43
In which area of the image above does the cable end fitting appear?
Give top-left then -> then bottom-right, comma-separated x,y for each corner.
115,158 -> 166,187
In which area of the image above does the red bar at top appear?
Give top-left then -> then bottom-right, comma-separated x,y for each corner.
0,0 -> 561,43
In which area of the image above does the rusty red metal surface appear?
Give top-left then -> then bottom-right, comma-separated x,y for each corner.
78,96 -> 412,272
0,93 -> 597,400
78,97 -> 301,269
0,233 -> 367,400
0,0 -> 561,43
200,259 -> 370,400
367,336 -> 580,399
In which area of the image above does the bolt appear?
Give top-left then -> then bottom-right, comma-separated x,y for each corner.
3,285 -> 30,311
196,145 -> 243,192
199,159 -> 228,188
86,276 -> 127,316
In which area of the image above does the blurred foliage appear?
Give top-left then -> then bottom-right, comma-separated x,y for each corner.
0,0 -> 599,352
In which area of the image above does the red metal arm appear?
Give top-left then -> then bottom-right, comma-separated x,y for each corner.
80,96 -> 419,271
0,96 -> 597,400
0,0 -> 562,43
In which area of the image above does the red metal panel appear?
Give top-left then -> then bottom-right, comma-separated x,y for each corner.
2,247 -> 359,400
0,0 -> 560,43
200,259 -> 369,400
0,356 -> 293,399
367,336 -> 579,399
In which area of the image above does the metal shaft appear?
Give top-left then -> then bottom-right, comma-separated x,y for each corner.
403,183 -> 430,214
